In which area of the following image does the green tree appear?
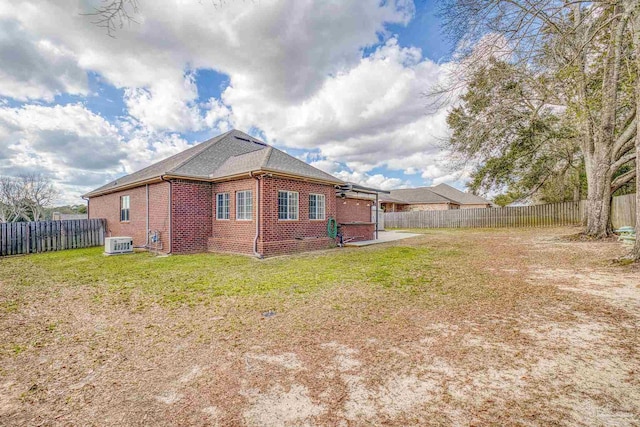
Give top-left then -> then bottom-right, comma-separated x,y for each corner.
440,0 -> 636,237
446,59 -> 583,204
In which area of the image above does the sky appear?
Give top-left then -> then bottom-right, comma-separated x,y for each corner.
0,0 -> 470,205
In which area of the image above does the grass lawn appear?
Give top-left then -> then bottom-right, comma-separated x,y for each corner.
0,244 -> 463,305
1,227 -> 639,426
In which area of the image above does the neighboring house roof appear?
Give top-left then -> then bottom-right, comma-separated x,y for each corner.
387,187 -> 458,205
429,183 -> 491,206
379,195 -> 411,204
84,129 -> 343,197
384,184 -> 491,206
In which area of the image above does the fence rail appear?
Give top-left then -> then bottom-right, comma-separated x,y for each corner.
384,201 -> 586,229
0,219 -> 106,256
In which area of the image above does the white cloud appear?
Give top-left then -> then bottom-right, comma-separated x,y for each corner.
227,38 -> 454,179
0,19 -> 87,101
0,103 -> 124,171
123,74 -> 203,132
309,158 -> 407,190
0,0 -> 468,202
333,170 -> 407,191
0,0 -> 413,132
0,103 -> 124,202
120,130 -> 192,174
0,103 -> 199,203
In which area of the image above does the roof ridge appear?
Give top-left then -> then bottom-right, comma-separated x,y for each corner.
167,129 -> 233,174
260,146 -> 274,168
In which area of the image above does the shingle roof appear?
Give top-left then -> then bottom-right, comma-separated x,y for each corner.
386,184 -> 491,206
379,194 -> 410,204
388,187 -> 457,204
84,129 -> 343,197
429,183 -> 491,205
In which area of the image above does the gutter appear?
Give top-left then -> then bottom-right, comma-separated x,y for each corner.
84,170 -> 343,199
375,191 -> 379,240
250,171 -> 263,259
82,176 -> 163,198
160,175 -> 173,254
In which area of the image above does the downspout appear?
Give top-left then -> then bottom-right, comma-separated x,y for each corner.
160,175 -> 173,254
145,184 -> 149,248
375,192 -> 379,240
251,171 -> 263,258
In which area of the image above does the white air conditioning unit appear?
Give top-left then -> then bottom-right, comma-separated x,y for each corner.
105,237 -> 134,255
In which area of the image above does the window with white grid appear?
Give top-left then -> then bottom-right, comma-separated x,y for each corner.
120,195 -> 130,222
309,194 -> 325,220
236,190 -> 253,220
278,190 -> 298,220
216,193 -> 230,220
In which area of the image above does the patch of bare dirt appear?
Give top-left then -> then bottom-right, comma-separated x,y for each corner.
1,227 -> 639,425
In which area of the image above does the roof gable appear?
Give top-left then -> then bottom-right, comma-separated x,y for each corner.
388,187 -> 456,204
429,183 -> 491,205
385,184 -> 491,206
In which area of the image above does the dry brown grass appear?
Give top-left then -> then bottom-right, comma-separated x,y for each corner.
1,227 -> 639,426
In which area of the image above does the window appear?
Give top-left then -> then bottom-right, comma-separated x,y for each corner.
120,195 -> 130,222
278,191 -> 299,220
236,190 -> 253,220
309,194 -> 325,220
216,193 -> 230,220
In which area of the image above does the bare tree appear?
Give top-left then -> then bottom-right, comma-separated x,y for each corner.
0,176 -> 28,222
20,174 -> 59,222
0,174 -> 58,222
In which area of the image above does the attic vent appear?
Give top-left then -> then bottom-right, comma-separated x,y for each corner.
235,136 -> 267,146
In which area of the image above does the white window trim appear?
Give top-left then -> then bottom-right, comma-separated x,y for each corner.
120,195 -> 130,222
216,192 -> 230,220
278,190 -> 299,221
236,190 -> 253,221
309,193 -> 326,220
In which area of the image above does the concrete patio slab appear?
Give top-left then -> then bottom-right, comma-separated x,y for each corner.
343,230 -> 421,247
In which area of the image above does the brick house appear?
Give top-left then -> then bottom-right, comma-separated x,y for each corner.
84,130 -> 381,257
380,184 -> 492,212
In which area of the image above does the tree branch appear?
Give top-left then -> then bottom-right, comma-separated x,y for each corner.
611,151 -> 636,174
611,168 -> 636,193
613,115 -> 637,160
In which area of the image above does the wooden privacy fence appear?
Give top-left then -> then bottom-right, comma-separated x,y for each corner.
0,219 -> 106,256
384,201 -> 586,229
611,194 -> 636,229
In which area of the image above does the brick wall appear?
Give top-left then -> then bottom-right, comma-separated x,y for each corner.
258,176 -> 337,257
339,223 -> 375,242
336,197 -> 373,223
88,182 -> 170,252
381,202 -> 405,213
171,180 -> 212,254
90,175 -> 340,257
208,178 -> 257,255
